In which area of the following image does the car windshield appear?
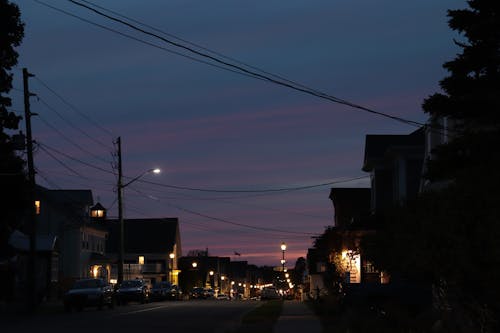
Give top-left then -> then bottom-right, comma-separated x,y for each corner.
73,279 -> 102,289
121,280 -> 142,288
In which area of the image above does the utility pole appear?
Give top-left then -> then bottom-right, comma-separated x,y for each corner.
116,137 -> 124,284
23,68 -> 37,312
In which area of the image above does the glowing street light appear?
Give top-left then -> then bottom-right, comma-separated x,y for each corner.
280,242 -> 287,272
169,253 -> 175,283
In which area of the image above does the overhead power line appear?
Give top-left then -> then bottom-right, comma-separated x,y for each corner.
128,186 -> 321,237
37,144 -> 89,179
34,0 -> 268,83
128,186 -> 319,236
38,141 -> 368,194
136,175 -> 369,193
37,113 -> 111,165
66,0 -> 426,128
166,201 -> 319,236
33,76 -> 115,138
38,141 -> 368,193
34,0 -> 452,134
127,184 -> 331,220
38,141 -> 115,175
34,96 -> 114,154
77,0 -> 346,98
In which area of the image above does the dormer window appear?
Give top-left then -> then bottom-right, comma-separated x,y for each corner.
90,202 -> 106,219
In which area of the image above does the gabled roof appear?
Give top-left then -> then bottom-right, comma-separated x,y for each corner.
37,186 -> 94,206
362,128 -> 424,172
35,186 -> 95,228
329,188 -> 371,228
9,230 -> 57,252
329,187 -> 371,203
106,218 -> 179,254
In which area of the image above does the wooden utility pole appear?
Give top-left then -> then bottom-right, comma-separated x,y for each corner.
23,67 -> 37,311
117,137 -> 124,284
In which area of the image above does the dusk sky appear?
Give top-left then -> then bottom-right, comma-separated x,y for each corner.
10,0 -> 460,266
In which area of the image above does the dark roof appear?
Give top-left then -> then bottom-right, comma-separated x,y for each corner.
38,187 -> 94,206
9,230 -> 57,252
329,188 -> 371,228
329,187 -> 371,202
91,202 -> 106,211
362,128 -> 424,172
106,218 -> 179,254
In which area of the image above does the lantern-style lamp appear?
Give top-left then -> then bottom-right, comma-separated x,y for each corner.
90,202 -> 106,220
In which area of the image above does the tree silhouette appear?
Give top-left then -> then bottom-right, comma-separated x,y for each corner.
0,0 -> 27,253
423,0 -> 500,181
367,1 -> 500,331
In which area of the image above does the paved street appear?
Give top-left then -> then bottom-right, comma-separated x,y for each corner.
2,300 -> 260,333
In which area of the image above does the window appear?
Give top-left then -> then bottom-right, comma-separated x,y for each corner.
90,209 -> 104,218
35,200 -> 41,215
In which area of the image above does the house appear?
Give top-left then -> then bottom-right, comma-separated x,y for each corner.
330,188 -> 371,229
362,128 -> 425,212
421,116 -> 457,191
3,230 -> 57,302
307,129 -> 425,290
35,187 -> 109,292
105,218 -> 181,286
328,187 -> 381,284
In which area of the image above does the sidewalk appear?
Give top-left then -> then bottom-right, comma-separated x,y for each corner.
274,300 -> 322,333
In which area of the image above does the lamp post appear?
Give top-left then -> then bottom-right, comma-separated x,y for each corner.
169,253 -> 175,283
221,275 -> 225,295
280,242 -> 287,272
209,270 -> 214,288
116,137 -> 161,284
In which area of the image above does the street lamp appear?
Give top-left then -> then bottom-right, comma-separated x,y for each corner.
116,136 -> 161,284
280,242 -> 287,272
169,253 -> 175,283
209,270 -> 214,289
192,262 -> 198,268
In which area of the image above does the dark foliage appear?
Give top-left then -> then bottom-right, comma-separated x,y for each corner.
422,0 -> 500,180
367,1 -> 500,331
0,0 -> 27,251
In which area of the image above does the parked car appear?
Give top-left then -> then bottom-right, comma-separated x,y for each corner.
190,287 -> 215,299
260,287 -> 281,300
216,293 -> 230,300
64,278 -> 114,312
166,284 -> 182,300
116,279 -> 150,304
151,281 -> 169,301
190,287 -> 206,299
190,287 -> 214,299
151,282 -> 182,301
204,288 -> 215,299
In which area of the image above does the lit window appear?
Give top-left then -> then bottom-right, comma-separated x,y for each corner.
90,203 -> 106,219
91,209 -> 104,218
35,200 -> 41,215
138,256 -> 145,265
91,265 -> 102,278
